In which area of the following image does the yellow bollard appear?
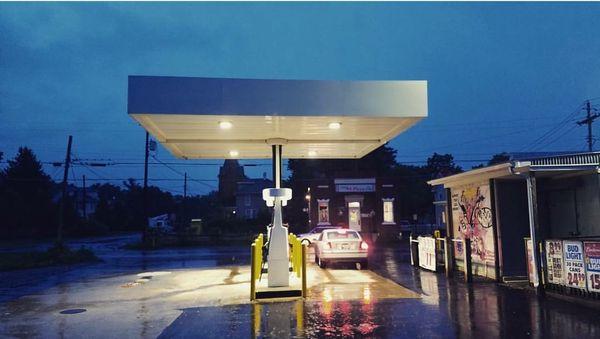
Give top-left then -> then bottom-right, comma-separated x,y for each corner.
256,240 -> 262,279
301,244 -> 307,297
252,303 -> 261,336
250,243 -> 256,300
295,300 -> 304,333
296,238 -> 301,277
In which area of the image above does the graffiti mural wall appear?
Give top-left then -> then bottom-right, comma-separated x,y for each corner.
451,182 -> 496,277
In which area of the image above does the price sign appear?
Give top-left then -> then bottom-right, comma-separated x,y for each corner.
563,240 -> 586,290
584,241 -> 600,292
418,236 -> 436,272
545,240 -> 565,285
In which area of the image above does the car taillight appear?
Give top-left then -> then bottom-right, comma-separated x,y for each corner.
360,241 -> 369,250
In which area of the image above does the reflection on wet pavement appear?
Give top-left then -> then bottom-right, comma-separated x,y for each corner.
2,236 -> 600,338
309,268 -> 420,302
160,298 -> 456,338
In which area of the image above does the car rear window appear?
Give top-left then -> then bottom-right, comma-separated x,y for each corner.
326,231 -> 359,239
313,227 -> 330,233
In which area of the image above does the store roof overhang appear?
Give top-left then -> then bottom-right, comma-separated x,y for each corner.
428,152 -> 600,188
127,76 -> 427,159
427,163 -> 514,188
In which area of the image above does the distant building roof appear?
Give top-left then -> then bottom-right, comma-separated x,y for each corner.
235,178 -> 273,195
502,151 -> 580,161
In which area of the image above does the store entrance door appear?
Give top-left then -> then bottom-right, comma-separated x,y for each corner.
348,201 -> 361,231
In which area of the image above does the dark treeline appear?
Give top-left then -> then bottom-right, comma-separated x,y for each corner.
0,147 -> 226,239
0,146 -> 509,240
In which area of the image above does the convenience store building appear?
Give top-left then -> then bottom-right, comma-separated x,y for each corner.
428,152 -> 600,296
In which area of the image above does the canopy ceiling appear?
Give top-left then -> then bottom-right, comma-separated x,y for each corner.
128,76 -> 428,159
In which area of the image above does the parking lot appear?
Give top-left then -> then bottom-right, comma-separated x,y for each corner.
2,235 -> 600,338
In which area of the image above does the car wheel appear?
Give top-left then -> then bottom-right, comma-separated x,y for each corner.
356,261 -> 368,270
318,256 -> 326,269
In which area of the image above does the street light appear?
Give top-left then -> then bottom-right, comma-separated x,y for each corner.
306,188 -> 311,231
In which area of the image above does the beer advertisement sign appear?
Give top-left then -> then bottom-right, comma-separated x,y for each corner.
545,240 -> 565,285
584,241 -> 600,292
563,240 -> 586,290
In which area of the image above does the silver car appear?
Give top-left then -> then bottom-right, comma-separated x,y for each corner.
298,226 -> 339,246
314,229 -> 369,269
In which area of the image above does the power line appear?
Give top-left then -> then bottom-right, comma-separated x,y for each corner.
576,100 -> 600,152
529,124 -> 580,152
522,102 -> 586,152
151,155 -> 216,189
412,128 -> 535,154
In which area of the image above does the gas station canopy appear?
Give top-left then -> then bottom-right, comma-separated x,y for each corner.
128,76 -> 427,159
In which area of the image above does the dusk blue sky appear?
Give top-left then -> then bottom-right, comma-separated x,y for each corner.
2,2 -> 600,196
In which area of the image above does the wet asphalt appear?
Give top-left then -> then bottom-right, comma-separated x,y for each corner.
1,235 -> 599,338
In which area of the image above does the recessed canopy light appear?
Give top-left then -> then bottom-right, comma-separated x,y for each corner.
229,150 -> 239,157
308,150 -> 318,157
328,122 -> 342,130
219,121 -> 233,129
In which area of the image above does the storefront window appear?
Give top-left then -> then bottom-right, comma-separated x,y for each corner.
382,198 -> 395,224
317,199 -> 330,225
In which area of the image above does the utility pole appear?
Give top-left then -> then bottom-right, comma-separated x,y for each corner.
143,132 -> 149,243
82,175 -> 87,220
184,172 -> 187,199
577,100 -> 600,152
58,135 -> 73,245
183,172 -> 188,224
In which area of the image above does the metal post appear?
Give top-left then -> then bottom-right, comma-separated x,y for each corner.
272,145 -> 282,188
184,172 -> 187,199
306,187 -> 311,231
410,234 -> 414,266
82,174 -> 87,220
526,173 -> 543,293
489,178 -> 501,281
445,236 -> 454,277
143,132 -> 149,244
464,238 -> 473,283
409,234 -> 419,267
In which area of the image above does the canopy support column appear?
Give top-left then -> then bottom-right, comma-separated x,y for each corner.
272,145 -> 282,189
526,172 -> 544,294
264,144 -> 291,287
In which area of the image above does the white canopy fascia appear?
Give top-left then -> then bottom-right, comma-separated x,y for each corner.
128,76 -> 428,159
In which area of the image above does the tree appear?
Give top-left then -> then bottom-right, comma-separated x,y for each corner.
0,147 -> 56,238
425,153 -> 462,178
92,183 -> 126,231
471,152 -> 512,169
488,152 -> 511,166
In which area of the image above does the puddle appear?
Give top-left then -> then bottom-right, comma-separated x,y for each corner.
59,308 -> 87,315
136,271 -> 171,277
